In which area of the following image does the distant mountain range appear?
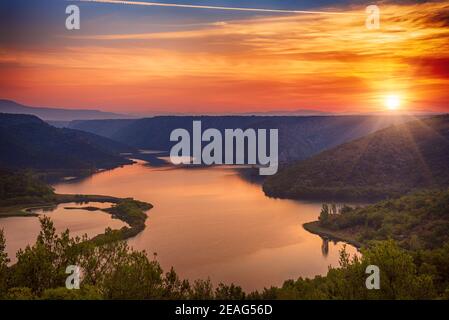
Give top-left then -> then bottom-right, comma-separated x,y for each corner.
0,100 -> 134,121
0,113 -> 134,172
1,99 -> 336,122
66,115 -> 415,163
263,115 -> 449,200
147,109 -> 334,116
1,99 -> 441,122
240,110 -> 333,116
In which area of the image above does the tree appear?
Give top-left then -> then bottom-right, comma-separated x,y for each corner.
1,214 -> 446,300
215,283 -> 245,300
41,285 -> 102,300
4,287 -> 36,300
162,267 -> 190,299
189,279 -> 214,300
11,217 -> 82,293
361,240 -> 435,299
101,251 -> 163,299
0,230 -> 10,298
319,204 -> 330,224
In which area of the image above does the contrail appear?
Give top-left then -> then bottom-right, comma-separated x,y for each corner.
74,0 -> 364,16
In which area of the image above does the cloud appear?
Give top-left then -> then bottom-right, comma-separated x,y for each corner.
75,0 -> 364,16
1,1 -> 448,112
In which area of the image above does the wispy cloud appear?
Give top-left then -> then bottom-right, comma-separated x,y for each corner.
75,0 -> 364,16
1,1 -> 448,112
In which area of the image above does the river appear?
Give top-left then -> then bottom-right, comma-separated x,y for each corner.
2,159 -> 358,291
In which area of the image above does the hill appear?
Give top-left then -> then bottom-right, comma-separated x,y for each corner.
0,100 -> 132,121
0,169 -> 55,207
68,119 -> 136,138
305,189 -> 449,250
0,113 -> 134,172
263,115 -> 449,200
66,115 -> 412,163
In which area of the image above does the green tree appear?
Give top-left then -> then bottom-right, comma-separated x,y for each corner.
11,217 -> 82,293
101,251 -> 163,299
319,204 -> 330,225
360,241 -> 435,299
4,287 -> 36,300
189,279 -> 214,300
41,285 -> 102,300
162,267 -> 190,299
0,229 -> 10,298
215,283 -> 245,300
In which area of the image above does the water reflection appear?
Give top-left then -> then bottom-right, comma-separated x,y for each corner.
52,160 -> 358,291
321,238 -> 329,257
26,205 -> 58,213
1,202 -> 126,263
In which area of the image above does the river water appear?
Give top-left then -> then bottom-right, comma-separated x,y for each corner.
1,159 -> 358,291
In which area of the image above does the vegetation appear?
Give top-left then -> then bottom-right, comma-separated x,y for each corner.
0,219 -> 242,300
2,114 -> 449,300
0,170 -> 151,243
0,219 -> 448,300
307,189 -> 449,250
1,170 -> 447,300
264,115 -> 449,200
272,240 -> 441,300
68,115 -> 410,164
0,170 -> 55,209
0,113 -> 134,174
91,199 -> 152,244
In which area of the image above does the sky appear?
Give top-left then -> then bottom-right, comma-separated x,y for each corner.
0,0 -> 448,114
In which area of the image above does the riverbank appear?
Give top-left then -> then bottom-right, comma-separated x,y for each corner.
0,194 -> 118,218
0,193 -> 153,244
303,221 -> 362,248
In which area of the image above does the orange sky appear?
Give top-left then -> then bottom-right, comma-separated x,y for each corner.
1,1 -> 448,114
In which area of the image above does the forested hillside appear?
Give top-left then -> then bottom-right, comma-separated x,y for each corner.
0,113 -> 134,172
264,116 -> 449,200
307,190 -> 449,250
0,170 -> 55,206
67,115 -> 412,163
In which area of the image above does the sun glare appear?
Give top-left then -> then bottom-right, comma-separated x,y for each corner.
385,95 -> 401,111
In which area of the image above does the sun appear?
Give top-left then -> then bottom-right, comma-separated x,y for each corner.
385,94 -> 401,111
